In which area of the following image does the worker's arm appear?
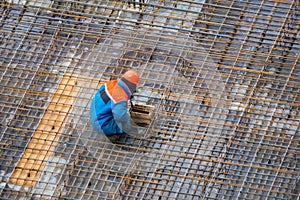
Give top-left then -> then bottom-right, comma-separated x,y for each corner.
112,100 -> 146,138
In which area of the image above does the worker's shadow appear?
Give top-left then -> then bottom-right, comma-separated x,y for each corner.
107,131 -> 150,154
107,134 -> 131,145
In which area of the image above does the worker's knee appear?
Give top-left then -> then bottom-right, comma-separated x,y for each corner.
101,120 -> 123,136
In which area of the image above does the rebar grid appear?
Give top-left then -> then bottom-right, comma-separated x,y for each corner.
0,0 -> 299,199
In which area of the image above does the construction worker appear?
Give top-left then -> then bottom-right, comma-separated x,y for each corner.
90,70 -> 145,137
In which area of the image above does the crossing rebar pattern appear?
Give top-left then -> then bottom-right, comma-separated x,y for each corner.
0,0 -> 299,199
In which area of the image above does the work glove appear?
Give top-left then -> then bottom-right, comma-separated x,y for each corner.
124,125 -> 147,138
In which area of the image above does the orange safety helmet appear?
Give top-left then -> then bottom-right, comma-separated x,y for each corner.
122,70 -> 140,85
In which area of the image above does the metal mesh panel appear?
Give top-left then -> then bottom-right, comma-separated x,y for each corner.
0,0 -> 299,199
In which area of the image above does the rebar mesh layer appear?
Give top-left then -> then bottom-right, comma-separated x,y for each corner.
0,0 -> 299,199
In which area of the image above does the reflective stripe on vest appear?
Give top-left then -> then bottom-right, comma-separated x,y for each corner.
118,78 -> 132,98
